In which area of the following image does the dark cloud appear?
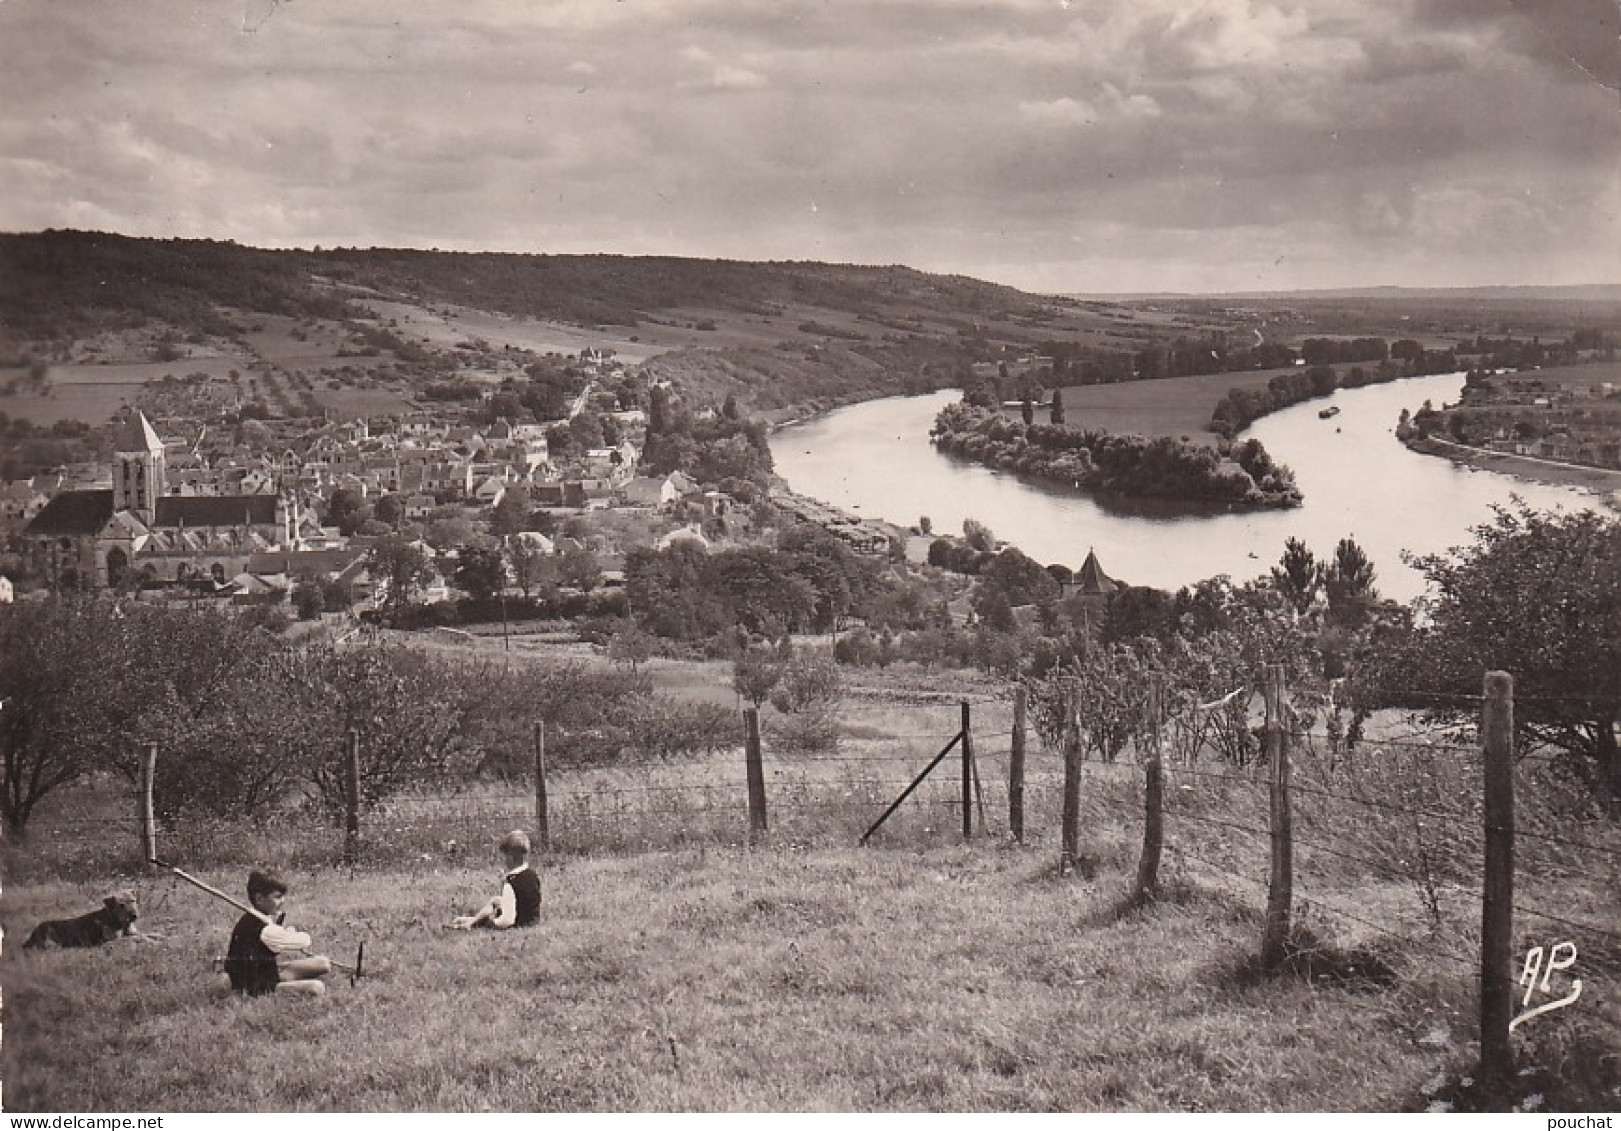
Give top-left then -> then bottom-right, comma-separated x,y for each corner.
1412,0 -> 1621,89
0,0 -> 1614,292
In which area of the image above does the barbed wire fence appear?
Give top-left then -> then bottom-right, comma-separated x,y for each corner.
13,665 -> 1616,1093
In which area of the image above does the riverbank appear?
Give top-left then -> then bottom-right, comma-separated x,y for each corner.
1404,436 -> 1621,505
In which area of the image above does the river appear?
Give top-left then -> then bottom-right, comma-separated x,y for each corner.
770,373 -> 1613,603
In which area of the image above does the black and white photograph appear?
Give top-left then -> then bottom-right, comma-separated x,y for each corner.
1,0 -> 1618,1117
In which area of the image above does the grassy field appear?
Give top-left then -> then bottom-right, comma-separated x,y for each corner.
1038,369 -> 1296,445
4,681 -> 1616,1113
2,633 -> 1614,1114
0,360 -> 240,428
4,833 -> 1613,1113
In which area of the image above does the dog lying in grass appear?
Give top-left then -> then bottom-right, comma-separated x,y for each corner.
24,891 -> 140,949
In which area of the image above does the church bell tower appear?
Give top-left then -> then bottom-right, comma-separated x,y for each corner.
113,409 -> 166,522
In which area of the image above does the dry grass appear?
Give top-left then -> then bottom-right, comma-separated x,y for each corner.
4,683 -> 1616,1113
6,835 -> 1612,1113
0,846 -> 1511,1112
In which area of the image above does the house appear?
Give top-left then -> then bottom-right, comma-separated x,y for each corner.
701,490 -> 734,519
622,475 -> 680,509
473,476 -> 508,506
229,571 -> 293,604
666,471 -> 700,497
0,481 -> 49,525
511,530 -> 555,555
403,493 -> 436,521
581,443 -> 637,482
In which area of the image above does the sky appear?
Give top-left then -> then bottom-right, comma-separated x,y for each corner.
1,0 -> 1618,295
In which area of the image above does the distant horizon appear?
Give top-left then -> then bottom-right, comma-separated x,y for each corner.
8,226 -> 1621,305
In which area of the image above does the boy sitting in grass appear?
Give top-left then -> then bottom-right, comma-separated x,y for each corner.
223,870 -> 332,997
449,829 -> 542,930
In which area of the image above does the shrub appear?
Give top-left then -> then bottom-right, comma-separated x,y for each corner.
622,698 -> 741,761
765,707 -> 841,755
769,651 -> 841,714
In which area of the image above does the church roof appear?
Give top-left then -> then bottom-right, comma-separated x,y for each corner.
115,410 -> 165,454
153,494 -> 279,528
23,490 -> 116,536
1075,549 -> 1118,596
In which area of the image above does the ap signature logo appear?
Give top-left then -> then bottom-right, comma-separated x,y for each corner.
1510,941 -> 1582,1032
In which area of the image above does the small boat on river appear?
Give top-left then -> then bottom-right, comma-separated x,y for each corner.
1319,405 -> 1341,420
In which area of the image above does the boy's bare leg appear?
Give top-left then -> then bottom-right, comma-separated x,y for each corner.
276,979 -> 327,997
281,955 -> 332,981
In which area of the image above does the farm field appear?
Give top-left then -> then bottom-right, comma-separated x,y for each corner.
363,300 -> 657,363
1488,359 -> 1621,389
1038,367 -> 1302,445
0,359 -> 245,428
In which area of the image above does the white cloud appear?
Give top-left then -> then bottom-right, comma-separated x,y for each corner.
711,64 -> 769,90
1020,97 -> 1098,127
0,0 -> 1613,291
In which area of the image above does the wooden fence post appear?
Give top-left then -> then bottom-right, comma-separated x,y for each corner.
960,700 -> 974,840
1480,671 -> 1516,1083
1060,680 -> 1082,875
1009,686 -> 1027,844
533,720 -> 550,852
141,742 -> 158,868
744,707 -> 767,840
344,728 -> 361,867
1134,676 -> 1164,904
1261,664 -> 1292,969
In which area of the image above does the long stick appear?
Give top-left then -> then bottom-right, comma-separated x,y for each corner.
151,857 -> 271,925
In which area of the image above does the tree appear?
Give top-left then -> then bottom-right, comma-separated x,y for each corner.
1370,504 -> 1621,798
298,640 -> 486,816
292,576 -> 327,621
768,650 -> 841,715
425,514 -> 478,550
0,599 -> 307,831
1021,397 -> 1034,426
1324,537 -> 1378,626
373,493 -> 405,527
918,515 -> 933,537
489,484 -> 532,539
963,517 -> 996,552
1050,388 -> 1065,425
569,412 -> 605,452
0,598 -> 133,833
732,642 -> 784,708
367,536 -> 436,619
506,536 -> 552,599
325,487 -> 368,536
606,620 -> 656,673
976,547 -> 1060,611
558,545 -> 601,592
1270,537 -> 1324,615
454,546 -> 507,602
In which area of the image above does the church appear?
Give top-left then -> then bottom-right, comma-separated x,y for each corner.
22,410 -> 320,590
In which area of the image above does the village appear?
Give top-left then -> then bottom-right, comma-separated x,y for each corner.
0,348 -> 900,612
1405,368 -> 1621,470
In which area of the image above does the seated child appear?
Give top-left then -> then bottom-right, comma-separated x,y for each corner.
450,829 -> 541,930
223,870 -> 332,997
